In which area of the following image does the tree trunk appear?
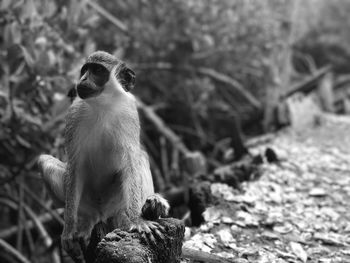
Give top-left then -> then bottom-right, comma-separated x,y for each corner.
94,218 -> 184,263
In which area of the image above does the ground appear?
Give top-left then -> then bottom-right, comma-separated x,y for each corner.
183,114 -> 350,263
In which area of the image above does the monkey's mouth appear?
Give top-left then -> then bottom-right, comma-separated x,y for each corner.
76,83 -> 102,99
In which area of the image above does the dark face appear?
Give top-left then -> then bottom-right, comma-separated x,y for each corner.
76,63 -> 109,99
76,62 -> 136,100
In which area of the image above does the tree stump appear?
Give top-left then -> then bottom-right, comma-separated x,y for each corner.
95,218 -> 184,263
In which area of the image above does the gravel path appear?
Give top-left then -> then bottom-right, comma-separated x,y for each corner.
183,114 -> 350,263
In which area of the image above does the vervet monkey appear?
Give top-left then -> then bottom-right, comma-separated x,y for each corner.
38,51 -> 169,262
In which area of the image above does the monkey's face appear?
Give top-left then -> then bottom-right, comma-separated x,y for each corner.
76,62 -> 135,100
76,63 -> 110,99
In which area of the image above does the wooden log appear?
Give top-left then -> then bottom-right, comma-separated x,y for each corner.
95,218 -> 184,263
284,65 -> 331,98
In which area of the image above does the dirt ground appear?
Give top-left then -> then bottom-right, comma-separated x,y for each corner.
183,114 -> 350,263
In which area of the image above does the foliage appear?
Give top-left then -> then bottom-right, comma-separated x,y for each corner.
295,0 -> 350,73
0,0 -> 349,262
0,0 -> 290,183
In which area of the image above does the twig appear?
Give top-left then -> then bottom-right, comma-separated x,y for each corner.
136,98 -> 190,155
171,147 -> 180,178
23,204 -> 60,263
24,205 -> 52,248
246,133 -> 275,148
22,216 -> 35,258
16,178 -> 24,252
160,137 -> 170,183
182,247 -> 238,263
86,0 -> 128,33
0,198 -> 53,248
0,203 -> 64,239
23,184 -> 64,225
192,46 -> 236,59
134,62 -> 262,110
141,132 -> 166,190
168,124 -> 216,145
0,239 -> 30,263
148,154 -> 165,191
0,197 -> 60,263
283,65 -> 332,98
41,110 -> 66,133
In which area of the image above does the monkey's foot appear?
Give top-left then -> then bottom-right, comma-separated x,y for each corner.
141,194 -> 170,221
129,219 -> 165,244
62,232 -> 90,263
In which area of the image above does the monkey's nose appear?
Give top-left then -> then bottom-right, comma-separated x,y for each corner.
80,72 -> 88,81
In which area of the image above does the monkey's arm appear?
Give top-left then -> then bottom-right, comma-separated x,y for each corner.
37,154 -> 66,207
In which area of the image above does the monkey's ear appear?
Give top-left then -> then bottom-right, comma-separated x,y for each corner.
120,68 -> 135,91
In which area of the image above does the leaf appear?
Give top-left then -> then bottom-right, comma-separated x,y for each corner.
0,0 -> 12,10
15,135 -> 31,149
42,1 -> 57,18
314,233 -> 345,246
309,188 -> 327,197
290,242 -> 307,263
21,46 -> 35,68
20,0 -> 38,21
183,233 -> 216,253
3,23 -> 22,47
202,207 -> 222,222
216,228 -> 235,245
261,231 -> 279,241
210,183 -> 237,201
6,44 -> 23,73
273,223 -> 293,234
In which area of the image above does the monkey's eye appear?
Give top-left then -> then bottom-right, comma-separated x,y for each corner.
80,65 -> 88,76
90,64 -> 107,76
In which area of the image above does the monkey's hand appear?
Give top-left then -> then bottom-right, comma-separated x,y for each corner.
129,194 -> 170,244
129,219 -> 164,244
141,194 -> 170,221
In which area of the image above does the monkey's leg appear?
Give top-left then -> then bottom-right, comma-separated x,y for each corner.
141,194 -> 170,220
61,168 -> 85,263
37,154 -> 65,207
76,211 -> 99,252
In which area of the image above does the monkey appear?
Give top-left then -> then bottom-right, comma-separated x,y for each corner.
37,51 -> 170,263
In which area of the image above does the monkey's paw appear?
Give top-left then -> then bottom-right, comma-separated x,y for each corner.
61,232 -> 90,263
141,194 -> 170,221
129,220 -> 165,244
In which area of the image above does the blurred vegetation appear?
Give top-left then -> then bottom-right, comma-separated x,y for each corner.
0,0 -> 350,262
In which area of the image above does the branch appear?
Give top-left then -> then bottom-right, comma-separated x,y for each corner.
136,98 -> 190,155
0,198 -> 54,249
0,207 -> 64,239
23,184 -> 64,225
192,46 -> 237,60
86,0 -> 128,33
134,62 -> 262,110
283,65 -> 332,98
182,247 -> 238,263
0,239 -> 30,263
